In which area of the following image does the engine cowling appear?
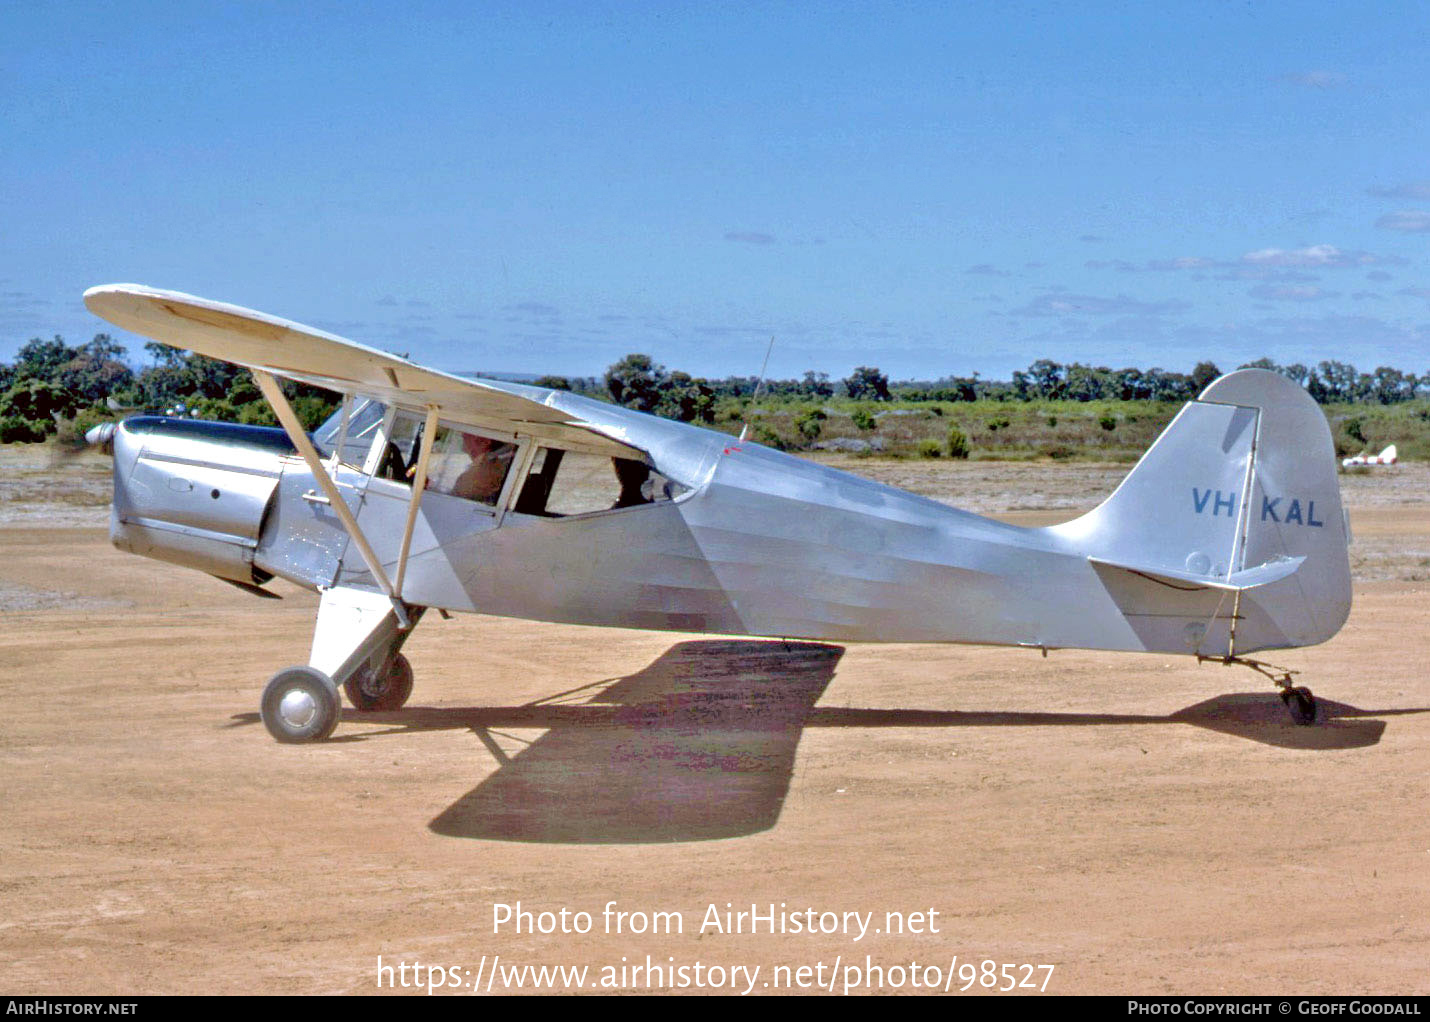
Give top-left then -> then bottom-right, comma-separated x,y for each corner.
104,417 -> 295,586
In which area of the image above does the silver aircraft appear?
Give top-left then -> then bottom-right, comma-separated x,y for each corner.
81,284 -> 1352,742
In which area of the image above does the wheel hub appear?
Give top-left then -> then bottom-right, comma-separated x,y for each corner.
278,688 -> 317,728
356,666 -> 386,698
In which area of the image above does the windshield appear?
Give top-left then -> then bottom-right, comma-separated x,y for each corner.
311,398 -> 387,466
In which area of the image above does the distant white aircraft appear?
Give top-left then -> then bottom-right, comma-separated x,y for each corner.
1342,444 -> 1398,468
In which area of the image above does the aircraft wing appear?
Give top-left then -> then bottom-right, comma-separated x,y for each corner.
83,284 -> 638,458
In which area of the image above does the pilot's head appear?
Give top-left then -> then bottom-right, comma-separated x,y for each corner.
462,433 -> 495,459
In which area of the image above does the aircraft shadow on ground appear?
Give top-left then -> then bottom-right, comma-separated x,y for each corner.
226,639 -> 1429,844
424,639 -> 843,844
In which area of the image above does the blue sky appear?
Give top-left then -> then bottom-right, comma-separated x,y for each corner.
3,1 -> 1428,381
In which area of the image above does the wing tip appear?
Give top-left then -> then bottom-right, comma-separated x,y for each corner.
84,282 -> 171,317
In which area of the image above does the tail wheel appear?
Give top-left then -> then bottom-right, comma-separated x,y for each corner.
261,666 -> 341,743
1280,685 -> 1316,726
343,653 -> 414,712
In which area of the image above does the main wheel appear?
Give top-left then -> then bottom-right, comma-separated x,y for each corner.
1280,685 -> 1316,726
261,666 -> 341,743
343,653 -> 414,712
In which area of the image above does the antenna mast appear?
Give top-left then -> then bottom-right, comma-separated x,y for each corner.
738,336 -> 776,442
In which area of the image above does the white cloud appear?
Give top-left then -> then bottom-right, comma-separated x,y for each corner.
724,231 -> 776,245
1279,70 -> 1348,88
1146,256 -> 1216,271
1241,244 -> 1373,267
1368,181 -> 1430,200
1248,284 -> 1338,302
1376,211 -> 1430,233
1011,293 -> 1191,317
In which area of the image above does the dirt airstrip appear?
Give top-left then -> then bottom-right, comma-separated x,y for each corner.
1,449 -> 1427,995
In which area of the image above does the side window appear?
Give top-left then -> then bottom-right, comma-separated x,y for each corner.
313,398 -> 388,469
425,428 -> 517,507
514,448 -> 687,517
373,414 -> 422,481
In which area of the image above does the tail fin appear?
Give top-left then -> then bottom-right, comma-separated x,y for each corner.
1380,444 -> 1398,464
1049,369 -> 1350,654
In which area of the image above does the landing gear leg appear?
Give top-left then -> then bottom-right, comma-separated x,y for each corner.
259,586 -> 423,743
1198,653 -> 1317,726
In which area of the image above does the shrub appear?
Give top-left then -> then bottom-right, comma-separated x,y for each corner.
53,406 -> 115,447
0,378 -> 78,426
292,395 -> 338,431
187,397 -> 240,422
237,402 -> 278,427
916,439 -> 942,458
794,408 -> 827,443
946,425 -> 970,459
0,415 -> 49,444
1099,414 -> 1117,431
850,407 -> 877,432
751,423 -> 786,450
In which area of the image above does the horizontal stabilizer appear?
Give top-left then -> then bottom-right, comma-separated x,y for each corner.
1089,554 -> 1305,592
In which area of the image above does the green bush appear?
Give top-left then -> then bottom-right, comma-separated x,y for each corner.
187,397 -> 240,422
850,406 -> 877,432
0,415 -> 49,443
1099,414 -> 1117,431
237,402 -> 278,427
1,378 -> 78,426
946,425 -> 970,459
291,395 -> 338,431
916,439 -> 942,458
53,406 -> 115,447
751,423 -> 786,450
794,407 -> 827,443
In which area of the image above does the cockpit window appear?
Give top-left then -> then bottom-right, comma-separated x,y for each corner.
312,398 -> 387,468
363,413 -> 517,506
513,447 -> 687,517
425,428 -> 517,507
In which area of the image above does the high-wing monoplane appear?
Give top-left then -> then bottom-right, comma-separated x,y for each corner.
81,285 -> 1353,741
1342,444 -> 1398,468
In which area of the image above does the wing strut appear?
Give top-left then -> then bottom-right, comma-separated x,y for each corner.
393,405 -> 440,599
252,370 -> 410,627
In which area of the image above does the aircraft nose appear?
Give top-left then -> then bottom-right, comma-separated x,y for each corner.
85,422 -> 117,453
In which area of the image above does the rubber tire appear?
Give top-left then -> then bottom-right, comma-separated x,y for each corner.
1281,686 -> 1316,726
343,653 -> 414,712
261,666 -> 341,743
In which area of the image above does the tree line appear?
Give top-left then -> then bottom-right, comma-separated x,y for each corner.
3,331 -> 1428,443
546,354 -> 1430,423
0,334 -> 338,442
